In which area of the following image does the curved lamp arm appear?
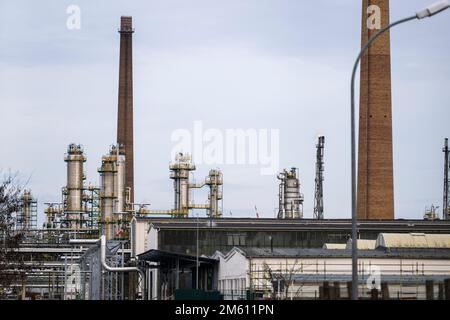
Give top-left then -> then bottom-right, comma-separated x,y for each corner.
349,0 -> 449,300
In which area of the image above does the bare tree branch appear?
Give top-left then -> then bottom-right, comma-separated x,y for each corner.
0,171 -> 26,298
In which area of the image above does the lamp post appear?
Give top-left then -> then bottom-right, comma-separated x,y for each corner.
350,0 -> 449,300
196,212 -> 199,290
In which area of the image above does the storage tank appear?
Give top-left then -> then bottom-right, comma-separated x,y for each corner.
277,168 -> 303,219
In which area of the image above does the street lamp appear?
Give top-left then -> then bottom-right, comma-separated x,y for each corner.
350,0 -> 449,300
196,212 -> 199,290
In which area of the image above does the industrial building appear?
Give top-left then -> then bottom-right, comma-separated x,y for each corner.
130,218 -> 450,300
212,238 -> 450,300
133,218 -> 450,257
2,0 -> 450,301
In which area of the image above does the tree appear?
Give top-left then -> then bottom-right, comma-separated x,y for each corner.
0,172 -> 26,299
263,259 -> 300,300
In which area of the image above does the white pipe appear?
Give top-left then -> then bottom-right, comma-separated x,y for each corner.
100,235 -> 145,298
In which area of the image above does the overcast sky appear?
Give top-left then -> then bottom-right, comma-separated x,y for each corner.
1,0 -> 449,225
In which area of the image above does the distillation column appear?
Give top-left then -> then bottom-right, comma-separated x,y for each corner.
18,190 -> 37,230
141,154 -> 223,218
314,136 -> 325,220
45,204 -> 60,229
170,153 -> 195,216
98,145 -> 127,240
206,169 -> 223,217
64,144 -> 86,229
277,168 -> 304,219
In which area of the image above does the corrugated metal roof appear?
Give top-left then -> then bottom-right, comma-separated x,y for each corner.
376,233 -> 450,249
287,274 -> 450,284
140,217 -> 450,233
223,247 -> 450,259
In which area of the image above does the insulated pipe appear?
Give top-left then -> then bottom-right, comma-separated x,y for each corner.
100,235 -> 145,299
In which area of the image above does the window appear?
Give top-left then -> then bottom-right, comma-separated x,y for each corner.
227,234 -> 234,246
239,234 -> 246,246
227,233 -> 247,246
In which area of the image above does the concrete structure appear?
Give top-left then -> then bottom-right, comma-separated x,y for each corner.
117,16 -> 134,204
357,0 -> 395,220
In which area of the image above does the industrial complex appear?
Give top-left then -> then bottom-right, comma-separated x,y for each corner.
1,0 -> 450,301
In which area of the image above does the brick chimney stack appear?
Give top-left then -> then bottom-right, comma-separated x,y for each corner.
117,16 -> 134,204
357,0 -> 395,220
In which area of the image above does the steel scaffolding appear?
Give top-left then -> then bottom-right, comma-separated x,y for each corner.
314,136 -> 325,220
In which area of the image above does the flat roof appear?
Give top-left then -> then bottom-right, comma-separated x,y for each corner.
138,249 -> 218,266
137,217 -> 450,232
220,247 -> 450,259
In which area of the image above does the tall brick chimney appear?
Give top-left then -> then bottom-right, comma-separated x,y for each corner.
117,16 -> 134,204
357,0 -> 395,220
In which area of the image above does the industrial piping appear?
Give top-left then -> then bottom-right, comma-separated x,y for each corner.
100,235 -> 145,299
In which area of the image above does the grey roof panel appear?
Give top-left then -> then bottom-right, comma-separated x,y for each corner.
227,247 -> 450,259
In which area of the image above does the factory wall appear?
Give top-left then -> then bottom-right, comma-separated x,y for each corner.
142,221 -> 450,257
215,248 -> 450,300
146,226 -> 356,256
212,249 -> 250,299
